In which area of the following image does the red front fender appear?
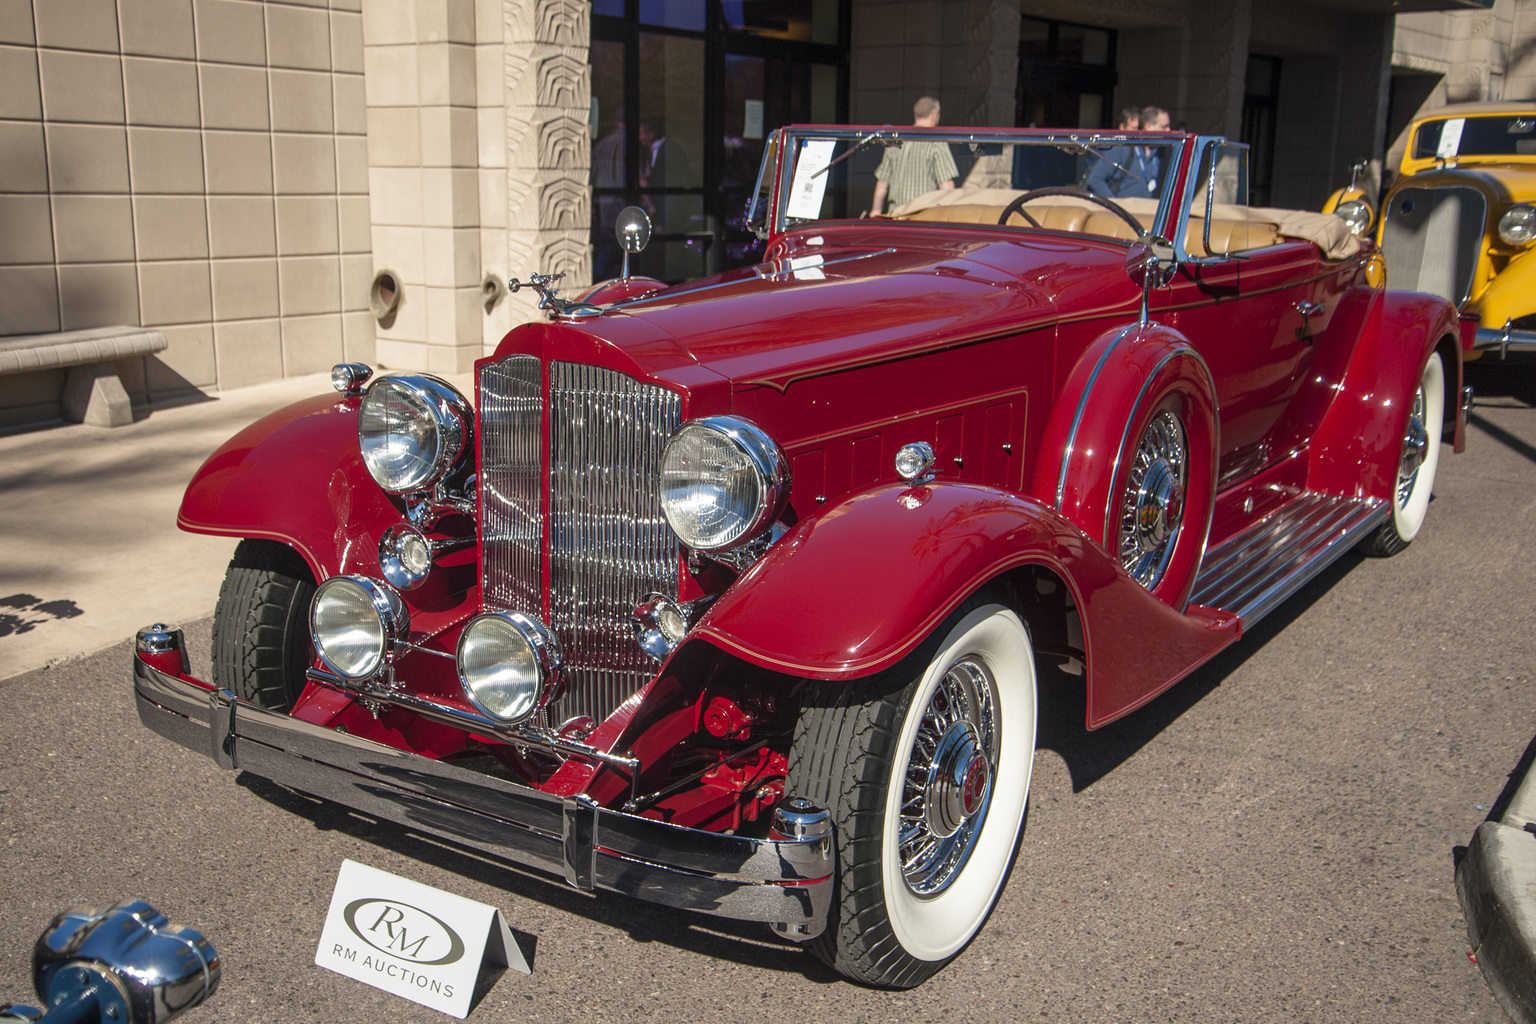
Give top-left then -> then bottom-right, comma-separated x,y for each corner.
689,482 -> 1239,727
177,392 -> 403,581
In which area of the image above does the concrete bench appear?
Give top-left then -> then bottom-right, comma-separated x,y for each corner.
0,326 -> 168,427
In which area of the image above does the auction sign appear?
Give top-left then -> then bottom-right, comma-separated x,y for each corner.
316,860 -> 527,1017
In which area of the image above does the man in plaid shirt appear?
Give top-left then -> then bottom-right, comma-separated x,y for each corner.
871,96 -> 958,215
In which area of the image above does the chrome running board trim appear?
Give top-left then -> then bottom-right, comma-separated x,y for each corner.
1191,493 -> 1388,628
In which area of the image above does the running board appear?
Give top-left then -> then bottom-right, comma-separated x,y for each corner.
1190,493 -> 1388,628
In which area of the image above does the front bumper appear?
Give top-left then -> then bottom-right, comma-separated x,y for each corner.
1474,323 -> 1536,355
132,645 -> 832,940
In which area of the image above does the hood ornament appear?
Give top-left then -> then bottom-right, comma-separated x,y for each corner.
508,271 -> 601,320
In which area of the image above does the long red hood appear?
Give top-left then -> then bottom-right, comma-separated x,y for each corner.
496,223 -> 1141,393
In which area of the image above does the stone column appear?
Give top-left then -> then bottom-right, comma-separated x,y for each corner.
364,0 -> 484,375
1182,0 -> 1252,137
503,0 -> 591,326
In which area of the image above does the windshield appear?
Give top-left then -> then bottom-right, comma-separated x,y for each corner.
1412,114 -> 1536,160
762,127 -> 1184,242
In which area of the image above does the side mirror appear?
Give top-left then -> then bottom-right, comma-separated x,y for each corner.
1125,234 -> 1177,289
615,206 -> 652,280
1125,235 -> 1177,324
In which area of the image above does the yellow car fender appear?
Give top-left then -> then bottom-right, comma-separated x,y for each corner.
1468,246 -> 1536,331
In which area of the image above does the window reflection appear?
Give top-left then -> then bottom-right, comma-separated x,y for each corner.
639,0 -> 705,31
640,33 -> 705,190
722,0 -> 839,43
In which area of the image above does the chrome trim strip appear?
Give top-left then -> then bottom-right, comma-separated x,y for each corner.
1055,324 -> 1139,511
1190,493 -> 1387,627
134,656 -> 833,938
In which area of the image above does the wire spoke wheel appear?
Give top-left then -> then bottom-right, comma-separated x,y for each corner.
1360,351 -> 1444,557
1396,382 -> 1430,507
899,658 -> 999,895
787,597 -> 1036,988
1118,409 -> 1187,589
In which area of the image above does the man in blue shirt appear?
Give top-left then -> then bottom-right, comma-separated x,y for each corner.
1086,106 -> 1171,200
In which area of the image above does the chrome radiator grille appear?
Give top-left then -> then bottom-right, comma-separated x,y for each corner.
1380,185 -> 1487,306
478,358 -> 681,725
479,355 -> 543,614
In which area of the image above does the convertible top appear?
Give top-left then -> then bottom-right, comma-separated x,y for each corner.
890,188 -> 1361,261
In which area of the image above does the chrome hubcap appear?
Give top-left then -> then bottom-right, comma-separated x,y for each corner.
900,658 -> 998,896
1397,384 -> 1428,506
1119,410 -> 1187,589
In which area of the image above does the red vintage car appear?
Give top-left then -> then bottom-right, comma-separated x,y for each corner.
132,126 -> 1470,989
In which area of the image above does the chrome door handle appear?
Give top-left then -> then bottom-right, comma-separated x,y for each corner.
1295,300 -> 1325,317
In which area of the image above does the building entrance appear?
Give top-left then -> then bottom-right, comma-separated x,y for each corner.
591,1 -> 847,283
1016,16 -> 1118,129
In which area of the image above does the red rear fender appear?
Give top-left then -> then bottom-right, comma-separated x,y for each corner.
1307,291 -> 1462,498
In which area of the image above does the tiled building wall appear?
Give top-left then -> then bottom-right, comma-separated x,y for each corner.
0,0 -> 373,426
1390,0 -> 1536,168
848,0 -> 1019,128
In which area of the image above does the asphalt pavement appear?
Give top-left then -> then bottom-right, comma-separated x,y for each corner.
0,361 -> 1532,1021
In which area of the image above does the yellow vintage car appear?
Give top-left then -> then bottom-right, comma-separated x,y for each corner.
1328,102 -> 1536,357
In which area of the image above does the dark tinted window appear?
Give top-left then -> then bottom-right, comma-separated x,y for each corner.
1413,115 -> 1536,159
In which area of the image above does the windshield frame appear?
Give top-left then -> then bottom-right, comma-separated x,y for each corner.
763,125 -> 1189,244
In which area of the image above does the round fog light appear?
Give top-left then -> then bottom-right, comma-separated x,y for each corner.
895,441 -> 936,481
457,613 -> 562,723
311,576 -> 409,680
379,524 -> 433,590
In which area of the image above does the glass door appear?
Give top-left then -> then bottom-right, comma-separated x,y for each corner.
590,1 -> 847,283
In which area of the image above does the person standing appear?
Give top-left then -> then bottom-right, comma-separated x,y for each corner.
1086,105 -> 1171,199
871,96 -> 958,214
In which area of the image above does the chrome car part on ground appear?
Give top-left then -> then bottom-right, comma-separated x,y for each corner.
9,901 -> 219,1024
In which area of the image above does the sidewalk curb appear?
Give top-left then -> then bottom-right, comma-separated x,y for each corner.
1457,757 -> 1536,1024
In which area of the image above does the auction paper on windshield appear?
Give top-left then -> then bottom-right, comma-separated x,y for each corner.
786,139 -> 836,220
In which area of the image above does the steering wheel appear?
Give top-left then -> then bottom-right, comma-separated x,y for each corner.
997,186 -> 1145,237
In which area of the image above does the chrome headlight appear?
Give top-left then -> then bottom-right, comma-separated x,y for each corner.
1497,205 -> 1536,246
1335,199 -> 1374,237
660,417 -> 789,551
456,613 -> 563,723
358,376 -> 472,494
311,576 -> 409,680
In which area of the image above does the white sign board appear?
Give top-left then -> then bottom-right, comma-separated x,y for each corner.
1436,117 -> 1465,160
786,139 -> 836,220
316,860 -> 528,1019
743,99 -> 764,140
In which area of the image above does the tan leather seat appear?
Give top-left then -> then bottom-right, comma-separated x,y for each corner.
897,202 -> 1281,253
1184,217 -> 1281,253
